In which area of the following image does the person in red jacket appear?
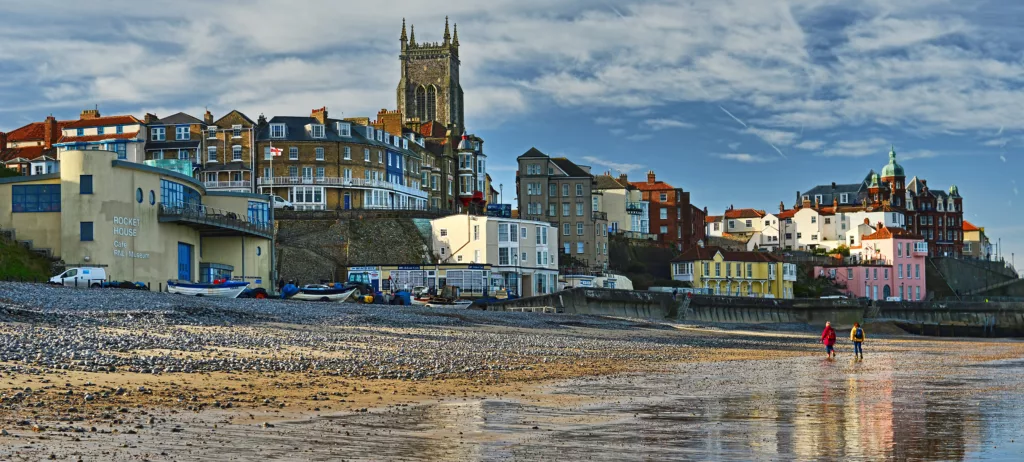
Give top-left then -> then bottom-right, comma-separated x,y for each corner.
821,321 -> 837,359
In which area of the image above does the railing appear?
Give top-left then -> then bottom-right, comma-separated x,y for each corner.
204,180 -> 251,189
158,201 -> 272,237
617,230 -> 658,240
257,176 -> 427,198
592,211 -> 608,221
625,202 -> 644,214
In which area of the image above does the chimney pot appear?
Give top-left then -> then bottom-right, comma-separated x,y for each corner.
0,131 -> 7,151
144,113 -> 158,124
43,116 -> 57,149
204,110 -> 214,124
80,109 -> 100,120
831,182 -> 836,189
646,170 -> 656,184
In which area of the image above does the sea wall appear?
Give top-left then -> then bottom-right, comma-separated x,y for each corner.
483,287 -> 677,320
681,295 -> 866,326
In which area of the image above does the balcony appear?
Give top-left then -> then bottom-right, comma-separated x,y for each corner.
912,242 -> 928,255
673,273 -> 694,282
626,202 -> 645,215
592,211 -> 608,221
204,180 -> 251,190
257,176 -> 427,198
158,201 -> 272,239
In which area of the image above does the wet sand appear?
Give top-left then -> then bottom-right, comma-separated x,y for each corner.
2,321 -> 1022,461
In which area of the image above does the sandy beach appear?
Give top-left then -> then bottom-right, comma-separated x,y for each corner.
2,283 -> 1023,461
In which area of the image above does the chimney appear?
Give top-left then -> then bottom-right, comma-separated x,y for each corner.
647,170 -> 655,184
43,116 -> 57,149
257,114 -> 267,127
144,113 -> 158,124
204,110 -> 214,124
80,108 -> 101,120
619,173 -> 628,184
779,201 -> 785,212
831,182 -> 836,190
833,197 -> 838,208
311,107 -> 328,125
703,206 -> 708,215
0,131 -> 7,151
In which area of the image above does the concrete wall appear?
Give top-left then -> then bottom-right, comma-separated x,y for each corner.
682,295 -> 866,326
202,236 -> 272,289
930,257 -> 1019,297
872,300 -> 1024,336
0,177 -> 63,254
484,287 -> 677,320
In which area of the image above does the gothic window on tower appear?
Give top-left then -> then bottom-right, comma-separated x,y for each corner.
426,85 -> 437,122
415,86 -> 426,121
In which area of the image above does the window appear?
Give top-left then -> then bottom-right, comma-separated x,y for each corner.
915,264 -> 920,279
80,222 -> 93,241
498,224 -> 509,242
77,128 -> 84,136
473,225 -> 479,241
811,216 -> 817,224
116,125 -> 124,134
521,227 -> 527,240
262,167 -> 272,179
510,225 -> 519,243
80,175 -> 93,194
175,126 -> 190,140
729,220 -> 735,229
136,187 -> 143,203
916,286 -> 921,300
747,264 -> 752,278
883,268 -> 888,279
577,222 -> 584,235
440,229 -> 448,237
824,218 -> 831,225
745,219 -> 752,227
311,124 -> 325,138
151,127 -> 165,141
378,151 -> 383,164
840,193 -> 849,204
288,166 -> 298,177
549,204 -> 557,217
898,265 -> 903,279
847,268 -> 853,279
301,167 -> 313,179
660,208 -> 668,220
521,252 -> 527,263
897,242 -> 903,257
317,147 -> 326,161
563,223 -> 570,235
660,225 -> 668,234
548,184 -> 556,196
207,146 -> 217,162
575,184 -> 583,196
232,145 -> 242,161
149,190 -> 155,205
160,180 -> 201,207
562,203 -> 570,217
659,193 -> 667,202
317,167 -> 325,178
576,203 -> 583,216
797,233 -> 802,239
542,227 -> 548,245
289,147 -> 298,160
270,124 -> 285,138
499,248 -> 510,265
577,242 -> 584,254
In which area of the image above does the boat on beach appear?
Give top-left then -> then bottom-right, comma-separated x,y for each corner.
167,280 -> 250,298
288,284 -> 358,302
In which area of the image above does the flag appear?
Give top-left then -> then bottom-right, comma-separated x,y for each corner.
270,147 -> 283,157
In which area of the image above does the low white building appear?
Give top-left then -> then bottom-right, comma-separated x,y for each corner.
431,214 -> 558,297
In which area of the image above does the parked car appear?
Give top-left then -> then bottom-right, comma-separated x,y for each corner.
49,267 -> 107,288
272,195 -> 294,210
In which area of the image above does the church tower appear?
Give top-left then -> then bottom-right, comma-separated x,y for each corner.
397,17 -> 465,133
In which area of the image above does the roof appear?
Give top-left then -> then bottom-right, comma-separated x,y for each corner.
594,174 -> 626,190
64,115 -> 142,129
671,245 -> 783,263
57,132 -> 141,143
256,116 -> 422,160
419,121 -> 447,138
518,147 -> 548,159
724,208 -> 766,219
862,224 -> 922,241
151,112 -> 204,125
963,221 -> 981,232
630,178 -> 677,192
4,120 -> 73,143
800,182 -> 864,206
214,110 -> 256,127
1,146 -> 54,162
776,209 -> 798,219
705,215 -> 722,223
550,157 -> 591,178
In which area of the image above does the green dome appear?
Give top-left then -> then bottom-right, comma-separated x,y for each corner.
880,145 -> 905,178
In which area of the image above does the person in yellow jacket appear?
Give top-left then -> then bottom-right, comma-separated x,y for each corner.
850,322 -> 865,359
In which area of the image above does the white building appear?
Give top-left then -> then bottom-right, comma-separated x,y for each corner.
431,214 -> 558,297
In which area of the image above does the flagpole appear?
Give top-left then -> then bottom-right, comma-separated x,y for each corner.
269,140 -> 274,199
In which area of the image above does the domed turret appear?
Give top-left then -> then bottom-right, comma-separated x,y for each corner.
949,185 -> 960,197
880,145 -> 905,178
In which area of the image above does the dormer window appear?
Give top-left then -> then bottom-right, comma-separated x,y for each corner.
310,124 -> 325,139
270,124 -> 286,139
337,122 -> 351,137
839,193 -> 849,204
366,126 -> 374,139
207,126 -> 217,138
814,194 -> 822,204
402,139 -> 408,149
376,130 -> 383,142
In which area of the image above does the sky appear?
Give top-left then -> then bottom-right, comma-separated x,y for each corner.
0,0 -> 1021,270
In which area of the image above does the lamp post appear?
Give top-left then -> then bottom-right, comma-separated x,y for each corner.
499,183 -> 503,205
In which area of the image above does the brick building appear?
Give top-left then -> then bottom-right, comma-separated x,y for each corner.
631,171 -> 702,251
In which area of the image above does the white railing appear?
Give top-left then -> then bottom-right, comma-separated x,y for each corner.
204,180 -> 251,189
673,274 -> 694,282
256,176 -> 427,198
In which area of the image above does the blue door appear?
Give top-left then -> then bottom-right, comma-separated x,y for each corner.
177,243 -> 193,282
344,193 -> 351,210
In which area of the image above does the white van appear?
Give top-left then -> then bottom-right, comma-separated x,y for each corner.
50,267 -> 107,287
272,195 -> 294,210
885,296 -> 902,302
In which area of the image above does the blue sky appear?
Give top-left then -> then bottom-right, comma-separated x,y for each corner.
0,0 -> 1021,268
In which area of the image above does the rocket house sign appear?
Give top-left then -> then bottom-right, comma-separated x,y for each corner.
113,216 -> 150,259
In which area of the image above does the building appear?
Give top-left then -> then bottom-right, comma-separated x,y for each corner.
593,172 -> 651,238
200,110 -> 258,192
1,116 -> 71,175
431,214 -> 558,297
670,244 -> 797,298
372,108 -> 452,209
53,109 -> 146,163
142,112 -> 204,165
962,221 -> 992,260
345,263 -> 491,297
813,224 -> 928,301
454,131 -> 488,211
0,149 -> 273,289
631,171 -> 700,251
254,107 -> 427,211
799,147 -> 963,256
397,17 -> 464,133
515,148 -> 609,270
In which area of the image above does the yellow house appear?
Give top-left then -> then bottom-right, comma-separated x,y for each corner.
670,245 -> 797,298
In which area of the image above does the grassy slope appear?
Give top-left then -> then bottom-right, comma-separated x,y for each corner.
0,239 -> 52,281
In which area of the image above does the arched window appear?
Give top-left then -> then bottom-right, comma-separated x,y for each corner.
883,285 -> 891,299
414,86 -> 426,121
426,85 -> 437,122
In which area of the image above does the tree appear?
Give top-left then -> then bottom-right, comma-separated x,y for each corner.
0,167 -> 20,178
831,244 -> 851,257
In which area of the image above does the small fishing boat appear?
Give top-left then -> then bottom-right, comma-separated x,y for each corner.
423,299 -> 473,309
288,284 -> 357,302
167,280 -> 250,298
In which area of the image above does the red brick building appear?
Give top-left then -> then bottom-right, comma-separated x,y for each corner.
631,171 -> 703,251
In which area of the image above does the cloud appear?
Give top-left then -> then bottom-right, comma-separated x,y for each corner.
625,134 -> 653,141
594,116 -> 624,125
843,17 -> 970,53
727,142 -> 741,150
714,153 -> 775,163
819,137 -> 890,157
581,156 -> 644,173
743,127 -> 799,146
643,118 -> 695,130
900,149 -> 938,160
983,138 -> 1011,147
794,140 -> 826,150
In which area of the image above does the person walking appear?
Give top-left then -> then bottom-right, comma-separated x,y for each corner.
850,322 -> 865,359
821,321 -> 837,359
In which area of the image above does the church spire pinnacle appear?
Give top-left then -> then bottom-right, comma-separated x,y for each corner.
452,23 -> 459,47
400,18 -> 408,47
409,24 -> 416,45
443,16 -> 451,45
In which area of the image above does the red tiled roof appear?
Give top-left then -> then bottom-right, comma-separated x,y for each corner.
63,115 -> 141,129
58,132 -> 140,143
4,120 -> 74,143
862,224 -> 922,241
724,208 -> 766,219
705,215 -> 722,223
776,209 -> 798,219
1,146 -> 51,162
418,121 -> 447,139
672,245 -> 783,263
962,220 -> 980,232
630,180 -> 676,191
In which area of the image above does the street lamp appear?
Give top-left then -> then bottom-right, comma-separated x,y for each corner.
499,183 -> 503,205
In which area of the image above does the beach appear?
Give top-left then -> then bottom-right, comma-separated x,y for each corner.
1,282 -> 1023,461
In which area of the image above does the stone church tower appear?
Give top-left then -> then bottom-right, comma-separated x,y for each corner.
397,17 -> 465,132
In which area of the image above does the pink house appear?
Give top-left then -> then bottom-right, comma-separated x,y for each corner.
815,224 -> 928,301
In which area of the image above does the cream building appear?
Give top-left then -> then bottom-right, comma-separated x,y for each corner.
431,214 -> 558,297
0,149 -> 273,291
